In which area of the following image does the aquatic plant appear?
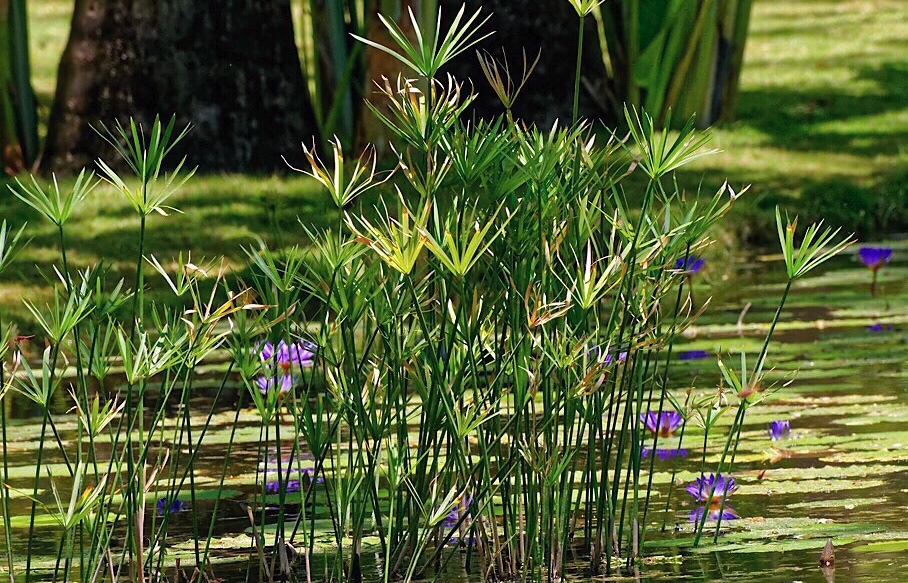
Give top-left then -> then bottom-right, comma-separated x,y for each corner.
0,5 -> 857,582
441,494 -> 473,529
688,211 -> 854,546
0,220 -> 28,579
265,480 -> 302,495
768,420 -> 791,441
255,374 -> 296,394
858,246 -> 892,271
679,349 -> 710,361
858,246 -> 890,294
641,410 -> 684,437
257,339 -> 316,371
641,447 -> 688,461
687,473 -> 738,522
674,256 -> 706,273
156,497 -> 187,516
868,323 -> 894,332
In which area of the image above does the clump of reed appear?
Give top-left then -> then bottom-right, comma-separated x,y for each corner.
0,4 -> 853,583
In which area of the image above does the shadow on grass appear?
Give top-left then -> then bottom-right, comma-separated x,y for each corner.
672,60 -> 908,242
737,62 -> 908,155
0,175 -> 339,329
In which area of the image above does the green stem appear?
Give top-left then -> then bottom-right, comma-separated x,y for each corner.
130,215 -> 147,337
202,385 -> 245,564
692,404 -> 744,546
0,300 -> 13,582
754,279 -> 792,377
24,410 -> 48,583
572,14 -> 586,126
641,260 -> 687,534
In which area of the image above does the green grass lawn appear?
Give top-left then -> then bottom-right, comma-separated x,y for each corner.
683,0 -> 908,238
0,175 -> 327,325
5,0 -> 906,326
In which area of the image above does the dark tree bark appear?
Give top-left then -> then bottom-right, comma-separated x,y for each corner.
441,0 -> 610,127
42,0 -> 317,174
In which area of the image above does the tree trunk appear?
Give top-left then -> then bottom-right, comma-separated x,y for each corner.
441,0 -> 609,127
42,0 -> 317,174
0,0 -> 25,174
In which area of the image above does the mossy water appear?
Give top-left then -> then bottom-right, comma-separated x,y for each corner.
1,243 -> 906,582
637,244 -> 908,581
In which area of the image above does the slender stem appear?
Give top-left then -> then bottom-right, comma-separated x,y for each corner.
181,373 -> 202,568
572,14 -> 586,126
754,279 -> 792,377
123,212 -> 147,577
641,261 -> 687,534
202,384 -> 245,564
24,410 -> 49,583
692,404 -> 744,546
130,215 -> 147,338
0,299 -> 13,582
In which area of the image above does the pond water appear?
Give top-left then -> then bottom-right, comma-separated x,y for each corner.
2,245 -> 907,582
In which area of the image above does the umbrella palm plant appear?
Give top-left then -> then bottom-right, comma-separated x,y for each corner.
0,5 -> 851,583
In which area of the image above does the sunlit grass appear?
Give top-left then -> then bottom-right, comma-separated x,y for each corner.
682,0 -> 908,236
0,174 -> 325,326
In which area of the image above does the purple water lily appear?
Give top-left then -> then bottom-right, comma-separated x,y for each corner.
641,410 -> 684,437
258,340 -> 316,373
868,323 -> 894,332
255,374 -> 296,394
588,345 -> 628,366
858,247 -> 892,272
642,447 -> 688,461
674,256 -> 705,273
266,480 -> 302,495
767,420 -> 790,441
686,473 -> 738,522
264,465 -> 324,488
442,494 -> 473,529
156,497 -> 186,516
678,350 -> 710,361
689,505 -> 737,522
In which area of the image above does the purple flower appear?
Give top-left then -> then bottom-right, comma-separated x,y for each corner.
442,494 -> 473,528
641,410 -> 683,437
678,350 -> 710,361
265,466 -> 324,485
258,340 -> 316,373
674,256 -> 705,273
642,447 -> 688,461
858,247 -> 892,272
156,497 -> 186,516
255,375 -> 296,394
767,420 -> 790,441
588,345 -> 628,366
686,473 -> 737,502
686,474 -> 738,522
689,506 -> 737,522
266,480 -> 302,495
868,323 -> 893,332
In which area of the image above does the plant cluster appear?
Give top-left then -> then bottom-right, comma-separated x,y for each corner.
0,4 -> 853,583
